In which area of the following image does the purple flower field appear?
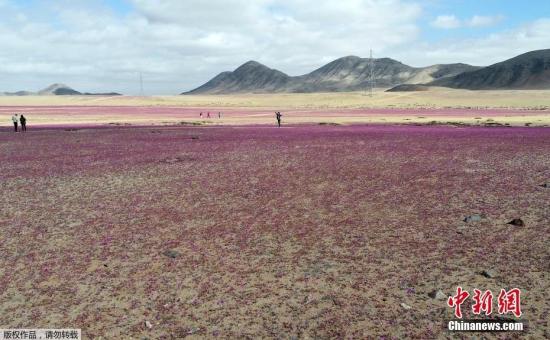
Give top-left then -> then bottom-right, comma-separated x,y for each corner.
0,124 -> 549,338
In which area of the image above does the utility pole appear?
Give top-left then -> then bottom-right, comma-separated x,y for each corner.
368,49 -> 375,97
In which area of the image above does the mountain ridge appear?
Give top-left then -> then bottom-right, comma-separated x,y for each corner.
1,84 -> 122,96
185,49 -> 550,94
183,56 -> 480,94
428,49 -> 550,89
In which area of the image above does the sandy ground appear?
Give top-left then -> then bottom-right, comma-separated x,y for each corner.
2,88 -> 550,109
0,125 -> 549,338
1,88 -> 550,127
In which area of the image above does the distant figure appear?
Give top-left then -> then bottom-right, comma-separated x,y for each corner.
11,114 -> 18,132
218,112 -> 221,119
200,112 -> 203,118
207,112 -> 211,118
20,115 -> 27,132
275,111 -> 282,127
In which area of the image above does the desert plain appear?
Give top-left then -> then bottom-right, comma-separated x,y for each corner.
0,89 -> 549,339
1,88 -> 550,127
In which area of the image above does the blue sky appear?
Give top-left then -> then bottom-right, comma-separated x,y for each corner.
419,0 -> 550,40
0,0 -> 548,94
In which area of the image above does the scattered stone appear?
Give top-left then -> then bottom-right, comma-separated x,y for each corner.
162,249 -> 181,258
400,303 -> 412,310
428,290 -> 447,301
145,321 -> 153,329
191,136 -> 200,140
463,214 -> 484,223
161,156 -> 195,164
480,269 -> 497,279
187,327 -> 201,335
507,218 -> 525,227
540,183 -> 548,188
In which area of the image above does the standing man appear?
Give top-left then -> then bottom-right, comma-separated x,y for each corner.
11,114 -> 18,132
20,114 -> 27,132
275,111 -> 282,127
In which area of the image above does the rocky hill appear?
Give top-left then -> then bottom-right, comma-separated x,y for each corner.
429,49 -> 550,89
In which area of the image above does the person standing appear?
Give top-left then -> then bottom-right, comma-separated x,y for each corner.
200,112 -> 203,118
11,114 -> 18,132
207,112 -> 211,118
218,112 -> 221,119
275,111 -> 282,127
20,114 -> 27,132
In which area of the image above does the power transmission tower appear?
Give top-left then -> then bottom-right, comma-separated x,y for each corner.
368,49 -> 375,97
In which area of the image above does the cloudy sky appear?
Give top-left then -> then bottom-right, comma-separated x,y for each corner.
0,0 -> 549,94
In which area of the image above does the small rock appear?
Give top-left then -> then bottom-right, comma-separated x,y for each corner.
480,269 -> 497,278
145,321 -> 153,329
428,290 -> 447,301
463,214 -> 484,223
540,183 -> 548,188
187,327 -> 201,335
400,303 -> 412,310
162,249 -> 181,258
507,218 -> 525,227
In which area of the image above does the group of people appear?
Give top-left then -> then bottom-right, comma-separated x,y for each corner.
197,111 -> 283,127
9,111 -> 281,129
11,114 -> 27,132
199,112 -> 222,119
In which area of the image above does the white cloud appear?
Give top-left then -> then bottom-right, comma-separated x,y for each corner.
431,14 -> 503,29
0,1 -> 546,94
466,15 -> 504,27
395,18 -> 550,67
431,15 -> 461,29
0,0 -> 422,94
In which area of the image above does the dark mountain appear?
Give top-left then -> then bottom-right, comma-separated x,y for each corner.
1,84 -> 122,96
429,49 -> 550,89
183,57 -> 479,94
2,90 -> 35,96
185,61 -> 291,94
38,83 -> 82,95
288,56 -> 414,92
83,92 -> 122,96
386,84 -> 430,92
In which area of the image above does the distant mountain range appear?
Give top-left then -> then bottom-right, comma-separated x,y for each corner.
2,49 -> 549,96
427,49 -> 550,90
0,83 -> 122,96
183,58 -> 478,94
184,49 -> 550,94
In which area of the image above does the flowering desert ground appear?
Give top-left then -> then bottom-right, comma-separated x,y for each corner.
1,90 -> 549,339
